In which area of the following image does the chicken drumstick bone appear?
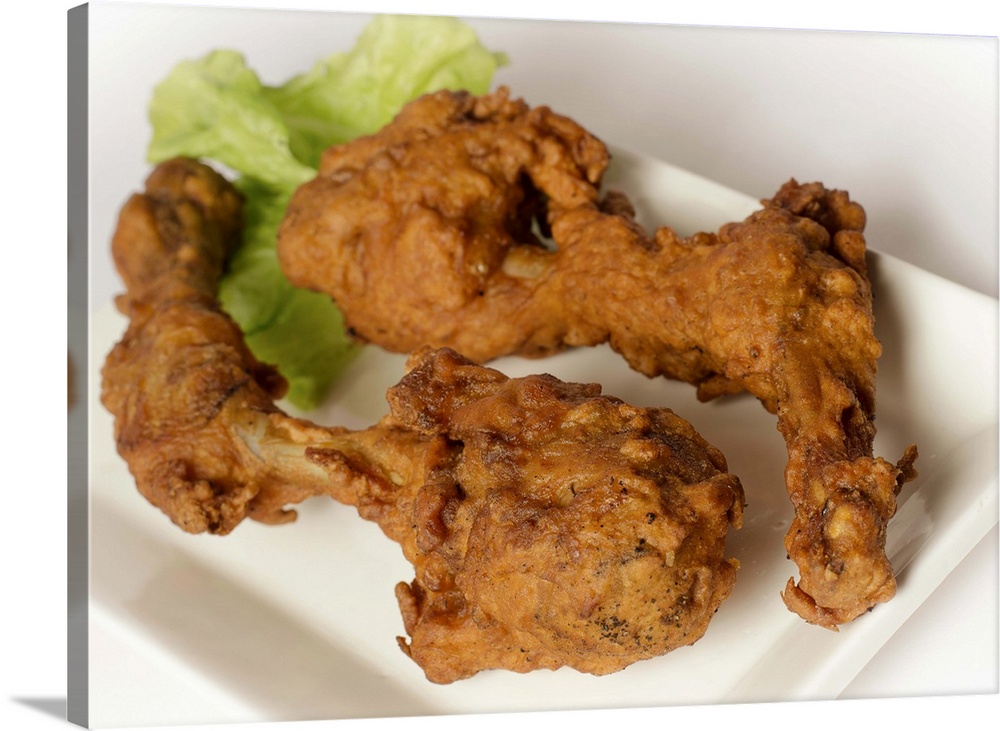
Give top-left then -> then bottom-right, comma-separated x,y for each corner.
101,157 -> 745,682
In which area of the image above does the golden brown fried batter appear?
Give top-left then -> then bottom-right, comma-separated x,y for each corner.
277,86 -> 608,360
378,348 -> 743,682
101,158 -> 324,533
101,158 -> 745,682
277,87 -> 917,628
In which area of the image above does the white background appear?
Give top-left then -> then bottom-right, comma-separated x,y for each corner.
1,1 -> 997,730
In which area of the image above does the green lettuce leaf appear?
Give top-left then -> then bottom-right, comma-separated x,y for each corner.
148,50 -> 315,189
146,15 -> 506,410
265,14 -> 508,167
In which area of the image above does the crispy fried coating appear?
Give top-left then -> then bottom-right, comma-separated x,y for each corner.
378,348 -> 743,682
101,158 -> 327,533
277,86 -> 608,359
277,88 -> 918,628
101,158 -> 745,681
554,182 -> 919,628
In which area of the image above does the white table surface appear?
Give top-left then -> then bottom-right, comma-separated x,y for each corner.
6,2 -> 997,730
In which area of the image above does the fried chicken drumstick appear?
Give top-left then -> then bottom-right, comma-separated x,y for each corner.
277,87 -> 918,629
101,157 -> 745,683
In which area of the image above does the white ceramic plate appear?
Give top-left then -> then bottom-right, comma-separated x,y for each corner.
87,145 -> 999,726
